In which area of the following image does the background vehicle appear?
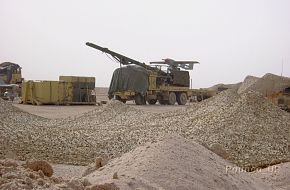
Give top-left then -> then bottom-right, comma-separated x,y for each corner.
0,62 -> 23,84
0,62 -> 23,100
86,42 -> 214,105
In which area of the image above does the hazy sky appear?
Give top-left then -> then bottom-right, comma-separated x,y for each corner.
1,0 -> 289,88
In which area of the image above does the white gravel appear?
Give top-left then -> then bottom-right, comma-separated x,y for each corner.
1,83 -> 289,171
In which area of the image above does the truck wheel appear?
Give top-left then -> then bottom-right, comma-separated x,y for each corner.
148,99 -> 157,105
135,94 -> 146,105
116,96 -> 126,104
177,92 -> 187,105
168,92 -> 176,105
197,95 -> 203,102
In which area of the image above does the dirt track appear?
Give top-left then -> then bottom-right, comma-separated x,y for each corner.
13,104 -> 98,119
14,103 -> 187,119
13,86 -> 188,119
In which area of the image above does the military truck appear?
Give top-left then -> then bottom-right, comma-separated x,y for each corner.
86,42 -> 214,105
0,62 -> 23,100
0,62 -> 23,84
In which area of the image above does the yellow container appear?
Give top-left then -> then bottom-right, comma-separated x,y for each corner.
22,76 -> 96,105
59,76 -> 95,83
22,80 -> 73,105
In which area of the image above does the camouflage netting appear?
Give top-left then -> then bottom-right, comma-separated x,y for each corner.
0,79 -> 5,85
108,65 -> 149,96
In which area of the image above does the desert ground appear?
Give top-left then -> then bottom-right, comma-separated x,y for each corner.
14,87 -> 188,119
1,73 -> 290,190
14,103 -> 188,118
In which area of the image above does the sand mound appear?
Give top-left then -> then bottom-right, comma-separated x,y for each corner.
252,162 -> 290,190
238,73 -> 290,95
84,135 -> 270,190
82,157 -> 107,177
86,183 -> 120,190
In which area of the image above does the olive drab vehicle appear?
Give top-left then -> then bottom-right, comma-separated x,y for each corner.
0,62 -> 23,100
0,62 -> 23,85
86,42 -> 214,105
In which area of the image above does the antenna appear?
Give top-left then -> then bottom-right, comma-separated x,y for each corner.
281,58 -> 284,77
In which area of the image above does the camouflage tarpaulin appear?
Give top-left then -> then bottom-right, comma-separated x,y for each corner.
108,65 -> 149,96
0,79 -> 5,85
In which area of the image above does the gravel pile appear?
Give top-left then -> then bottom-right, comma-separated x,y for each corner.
237,75 -> 260,94
0,87 -> 289,170
238,73 -> 290,95
179,89 -> 290,170
0,98 -> 49,126
0,100 -> 157,165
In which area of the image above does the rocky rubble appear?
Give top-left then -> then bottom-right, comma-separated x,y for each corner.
0,159 -> 120,190
0,159 -> 64,189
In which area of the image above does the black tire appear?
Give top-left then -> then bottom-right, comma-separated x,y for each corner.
147,99 -> 157,105
115,96 -> 126,104
177,92 -> 187,105
135,94 -> 146,105
197,95 -> 203,102
168,92 -> 176,105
